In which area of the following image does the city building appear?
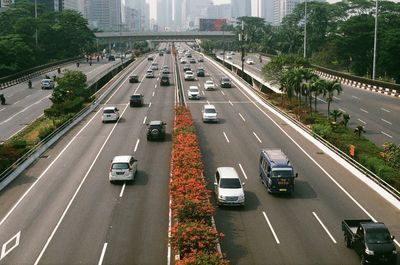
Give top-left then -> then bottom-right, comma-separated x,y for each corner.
84,0 -> 123,32
273,0 -> 300,25
231,0 -> 251,19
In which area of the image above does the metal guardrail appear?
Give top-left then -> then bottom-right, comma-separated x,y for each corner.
174,56 -> 185,106
211,53 -> 400,201
0,57 -> 138,190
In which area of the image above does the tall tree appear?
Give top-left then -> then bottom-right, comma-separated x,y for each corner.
322,80 -> 342,119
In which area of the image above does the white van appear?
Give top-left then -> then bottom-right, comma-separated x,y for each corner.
109,155 -> 137,183
214,167 -> 245,206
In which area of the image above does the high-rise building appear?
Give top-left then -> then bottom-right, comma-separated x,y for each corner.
252,0 -> 273,23
156,0 -> 172,30
273,0 -> 300,25
206,3 -> 231,19
231,0 -> 251,19
84,0 -> 123,31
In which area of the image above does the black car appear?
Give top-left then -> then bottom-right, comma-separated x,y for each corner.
130,94 -> 144,107
196,68 -> 205,77
183,64 -> 191,72
159,52 -> 164,56
189,58 -> 196,63
147,56 -> 154,61
220,77 -> 232,88
160,75 -> 170,86
108,55 -> 115,61
146,120 -> 166,141
129,75 -> 139,83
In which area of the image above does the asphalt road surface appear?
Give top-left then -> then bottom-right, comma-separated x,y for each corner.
220,52 -> 400,146
0,59 -> 121,142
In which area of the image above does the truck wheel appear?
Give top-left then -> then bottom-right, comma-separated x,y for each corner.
360,255 -> 366,265
345,236 -> 352,248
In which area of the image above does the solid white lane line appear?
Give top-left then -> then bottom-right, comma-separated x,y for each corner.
119,184 -> 126,198
381,119 -> 392,125
152,91 -> 155,97
134,139 -> 140,152
221,91 -> 225,96
149,102 -> 152,108
360,108 -> 368,113
352,95 -> 360,100
14,100 -> 20,104
381,131 -> 393,138
223,132 -> 230,143
97,243 -> 108,265
228,100 -> 233,106
143,116 -> 147,124
357,119 -> 367,124
380,108 -> 390,113
238,163 -> 248,180
33,105 -> 130,265
312,212 -> 337,244
262,211 -> 280,244
238,113 -> 246,122
253,132 -> 262,143
0,96 -> 48,126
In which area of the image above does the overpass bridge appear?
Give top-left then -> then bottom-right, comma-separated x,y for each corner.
94,31 -> 236,44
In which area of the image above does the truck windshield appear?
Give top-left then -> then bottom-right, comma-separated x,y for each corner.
366,229 -> 392,244
220,178 -> 241,189
271,169 -> 293,178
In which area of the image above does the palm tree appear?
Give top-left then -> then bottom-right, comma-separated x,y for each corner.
342,113 -> 350,128
323,80 -> 342,119
330,109 -> 342,122
354,125 -> 366,137
300,68 -> 318,108
310,78 -> 324,113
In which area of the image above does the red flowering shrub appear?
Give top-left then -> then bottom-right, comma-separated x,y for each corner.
170,221 -> 223,255
170,106 -> 227,262
177,251 -> 229,265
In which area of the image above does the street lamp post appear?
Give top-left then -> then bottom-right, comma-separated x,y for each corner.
303,0 -> 307,58
372,0 -> 378,80
239,21 -> 246,78
35,0 -> 38,47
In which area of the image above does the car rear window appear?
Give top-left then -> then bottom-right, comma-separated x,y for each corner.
103,109 -> 115,114
112,163 -> 129,170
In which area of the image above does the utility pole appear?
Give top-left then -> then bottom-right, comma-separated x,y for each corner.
35,0 -> 38,47
372,0 -> 378,80
239,21 -> 246,78
303,0 -> 307,58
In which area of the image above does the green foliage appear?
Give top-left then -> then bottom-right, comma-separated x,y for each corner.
51,70 -> 88,105
312,123 -> 332,139
381,142 -> 400,169
38,125 -> 55,140
342,113 -> 350,128
0,3 -> 94,77
354,125 -> 366,137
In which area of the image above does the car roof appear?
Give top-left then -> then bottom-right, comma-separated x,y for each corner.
217,167 -> 240,179
203,104 -> 215,109
131,93 -> 142,97
104,106 -> 117,111
149,120 -> 164,125
112,155 -> 133,163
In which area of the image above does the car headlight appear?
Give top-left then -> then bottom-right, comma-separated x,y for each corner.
365,248 -> 374,255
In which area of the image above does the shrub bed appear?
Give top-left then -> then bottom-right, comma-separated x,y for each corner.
169,106 -> 228,264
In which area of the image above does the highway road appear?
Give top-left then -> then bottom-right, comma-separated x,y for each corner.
220,52 -> 400,146
178,45 -> 399,264
0,59 -> 121,142
0,47 -> 174,264
0,44 -> 398,265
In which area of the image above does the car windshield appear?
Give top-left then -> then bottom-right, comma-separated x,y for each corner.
206,81 -> 213,84
147,71 -> 152,73
112,163 -> 129,170
205,108 -> 216,113
131,95 -> 141,99
222,78 -> 229,82
103,109 -> 115,114
186,72 -> 193,75
271,169 -> 294,178
220,178 -> 241,189
366,229 -> 392,244
189,88 -> 198,92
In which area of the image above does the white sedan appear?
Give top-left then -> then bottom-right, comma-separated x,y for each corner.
246,58 -> 254,65
188,86 -> 200,99
204,80 -> 215,91
184,71 -> 195,81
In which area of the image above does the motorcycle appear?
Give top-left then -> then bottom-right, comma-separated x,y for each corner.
0,94 -> 5,105
28,80 -> 32,88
